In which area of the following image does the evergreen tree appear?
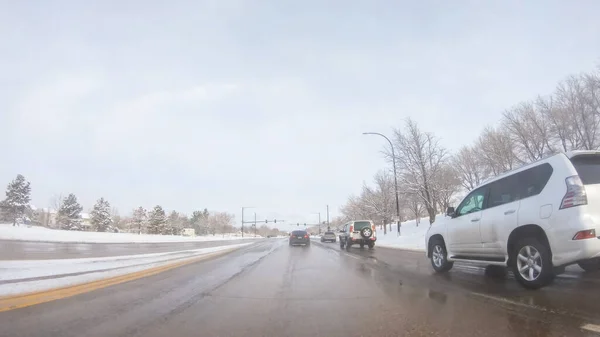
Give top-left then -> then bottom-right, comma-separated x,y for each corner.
190,210 -> 203,235
91,197 -> 112,232
2,174 -> 32,226
147,205 -> 166,235
131,206 -> 147,234
57,193 -> 83,230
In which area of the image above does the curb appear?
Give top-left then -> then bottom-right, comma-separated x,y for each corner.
0,246 -> 240,312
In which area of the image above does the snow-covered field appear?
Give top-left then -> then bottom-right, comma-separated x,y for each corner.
375,217 -> 437,252
0,243 -> 252,296
0,223 -> 262,243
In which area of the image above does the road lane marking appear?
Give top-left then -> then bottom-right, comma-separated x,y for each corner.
0,247 -> 241,312
582,324 -> 600,334
470,292 -> 548,312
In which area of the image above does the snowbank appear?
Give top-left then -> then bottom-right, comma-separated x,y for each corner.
0,243 -> 252,296
376,216 -> 439,252
0,223 -> 262,243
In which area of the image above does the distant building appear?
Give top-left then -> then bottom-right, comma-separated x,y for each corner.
182,228 -> 195,237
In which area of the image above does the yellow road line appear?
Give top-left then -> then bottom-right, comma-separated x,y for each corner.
0,247 -> 239,312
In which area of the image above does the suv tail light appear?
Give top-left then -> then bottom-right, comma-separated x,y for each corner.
573,229 -> 596,240
350,225 -> 354,232
304,235 -> 308,238
560,175 -> 588,209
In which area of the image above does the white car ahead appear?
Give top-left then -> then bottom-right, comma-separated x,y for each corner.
426,151 -> 600,289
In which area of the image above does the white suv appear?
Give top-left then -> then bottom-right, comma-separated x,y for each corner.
426,151 -> 600,289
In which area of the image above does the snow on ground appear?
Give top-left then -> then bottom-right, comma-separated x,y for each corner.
376,216 -> 440,252
0,243 -> 253,296
0,223 -> 262,243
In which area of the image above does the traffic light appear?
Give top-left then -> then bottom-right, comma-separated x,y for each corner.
304,223 -> 306,227
265,219 -> 268,224
297,223 -> 299,226
274,219 -> 277,223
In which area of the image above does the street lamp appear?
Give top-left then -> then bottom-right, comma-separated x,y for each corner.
312,212 -> 321,234
362,132 -> 401,236
241,207 -> 255,238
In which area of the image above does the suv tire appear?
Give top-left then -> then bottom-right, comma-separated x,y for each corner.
340,240 -> 345,249
578,258 -> 600,272
430,238 -> 453,273
360,227 -> 372,239
511,238 -> 554,289
367,242 -> 374,250
345,241 -> 352,251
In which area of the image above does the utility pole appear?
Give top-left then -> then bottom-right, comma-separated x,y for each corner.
326,205 -> 330,231
254,212 -> 257,237
363,132 -> 402,236
241,206 -> 255,238
319,212 -> 321,234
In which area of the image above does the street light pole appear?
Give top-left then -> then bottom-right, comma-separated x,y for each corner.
241,206 -> 255,238
363,132 -> 401,236
326,205 -> 330,231
312,212 -> 321,234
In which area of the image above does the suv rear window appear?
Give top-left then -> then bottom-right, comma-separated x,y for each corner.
571,155 -> 600,185
353,221 -> 371,230
292,231 -> 307,236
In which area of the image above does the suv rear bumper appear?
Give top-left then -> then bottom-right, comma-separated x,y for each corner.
549,212 -> 600,266
347,237 -> 376,244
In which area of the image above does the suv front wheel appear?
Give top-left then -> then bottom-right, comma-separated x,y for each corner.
430,239 -> 453,272
511,238 -> 554,289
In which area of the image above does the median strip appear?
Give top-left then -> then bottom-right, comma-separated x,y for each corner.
0,245 -> 246,312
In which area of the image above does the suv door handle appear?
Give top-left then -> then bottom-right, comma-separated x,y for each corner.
504,210 -> 516,215
471,218 -> 480,222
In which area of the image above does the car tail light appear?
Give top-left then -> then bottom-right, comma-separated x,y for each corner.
350,225 -> 354,232
560,175 -> 588,209
573,229 -> 596,240
304,235 -> 308,238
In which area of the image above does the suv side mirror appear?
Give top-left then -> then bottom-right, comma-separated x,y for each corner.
446,207 -> 455,217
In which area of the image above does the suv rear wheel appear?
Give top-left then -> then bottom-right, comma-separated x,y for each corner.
345,240 -> 352,251
430,239 -> 453,272
367,242 -> 374,249
511,238 -> 554,289
578,258 -> 600,272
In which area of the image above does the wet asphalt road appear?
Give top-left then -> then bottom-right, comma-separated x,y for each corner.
0,239 -> 260,260
2,238 -> 600,337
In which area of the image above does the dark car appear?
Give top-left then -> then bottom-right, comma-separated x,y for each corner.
289,230 -> 310,247
320,231 -> 337,243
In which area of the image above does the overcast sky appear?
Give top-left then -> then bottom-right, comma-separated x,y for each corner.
2,0 -> 600,229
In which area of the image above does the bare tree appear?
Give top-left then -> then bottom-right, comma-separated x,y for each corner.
536,95 -> 578,152
502,101 -> 555,162
206,211 -> 235,236
391,119 -> 448,224
403,192 -> 425,226
431,164 -> 461,213
361,170 -> 396,234
477,126 -> 518,176
554,75 -> 600,150
452,146 -> 490,191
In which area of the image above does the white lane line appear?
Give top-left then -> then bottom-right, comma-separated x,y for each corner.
342,253 -> 361,260
582,324 -> 600,334
470,292 -> 547,312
